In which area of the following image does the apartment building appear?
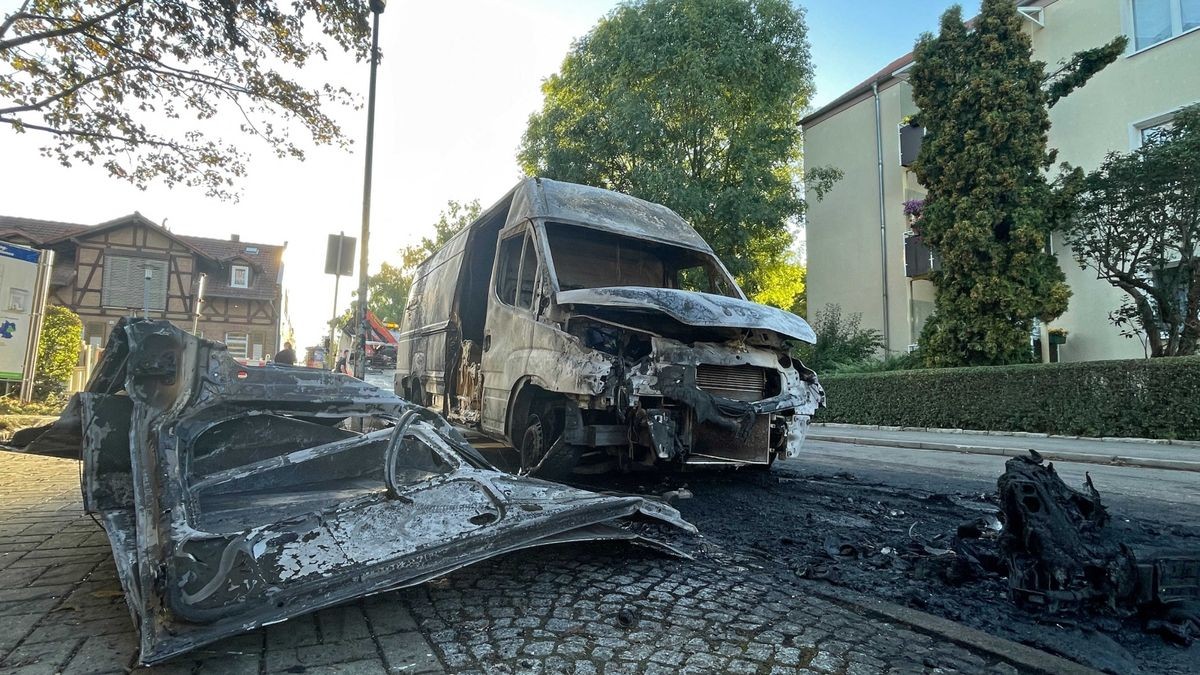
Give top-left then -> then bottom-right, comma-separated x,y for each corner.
801,0 -> 1200,361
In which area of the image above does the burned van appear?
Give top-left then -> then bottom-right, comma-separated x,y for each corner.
396,178 -> 823,474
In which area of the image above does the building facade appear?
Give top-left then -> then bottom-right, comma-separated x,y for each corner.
0,213 -> 288,361
802,0 -> 1200,362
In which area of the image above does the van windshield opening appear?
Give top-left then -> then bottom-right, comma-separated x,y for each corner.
544,222 -> 738,297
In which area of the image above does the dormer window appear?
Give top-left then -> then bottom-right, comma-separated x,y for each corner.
231,264 -> 250,288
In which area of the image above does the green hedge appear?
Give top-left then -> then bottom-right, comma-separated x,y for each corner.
814,356 -> 1200,440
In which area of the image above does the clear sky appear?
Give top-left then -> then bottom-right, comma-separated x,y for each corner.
0,0 -> 980,348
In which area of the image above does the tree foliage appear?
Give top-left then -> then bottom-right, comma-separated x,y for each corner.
909,0 -> 1123,367
794,304 -> 884,374
335,199 -> 481,329
1,0 -> 372,199
518,0 -> 815,295
747,248 -> 806,315
34,304 -> 81,401
1062,104 -> 1200,357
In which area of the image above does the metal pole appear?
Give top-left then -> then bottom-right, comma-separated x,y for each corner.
21,250 -> 54,403
192,272 -> 207,334
873,82 -> 892,352
355,4 -> 383,381
329,232 -> 344,368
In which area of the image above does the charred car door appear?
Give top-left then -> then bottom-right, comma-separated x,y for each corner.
480,225 -> 542,434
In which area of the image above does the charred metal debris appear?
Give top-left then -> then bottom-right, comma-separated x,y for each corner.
998,452 -> 1200,645
14,319 -> 697,665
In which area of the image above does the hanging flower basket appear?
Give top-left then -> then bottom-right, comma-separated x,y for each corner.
1048,328 -> 1068,345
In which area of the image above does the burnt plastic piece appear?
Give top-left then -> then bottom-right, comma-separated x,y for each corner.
24,319 -> 695,664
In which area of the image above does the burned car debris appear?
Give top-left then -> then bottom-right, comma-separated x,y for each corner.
999,452 -> 1200,645
396,177 -> 824,475
16,319 -> 696,664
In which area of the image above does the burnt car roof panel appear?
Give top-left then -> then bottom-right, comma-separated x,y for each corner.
18,319 -> 695,664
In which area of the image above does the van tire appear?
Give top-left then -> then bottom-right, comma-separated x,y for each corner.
519,410 -> 580,480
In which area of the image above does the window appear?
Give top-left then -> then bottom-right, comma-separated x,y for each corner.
230,265 -> 250,288
495,234 -> 526,307
492,231 -> 540,310
102,255 -> 167,310
544,222 -> 739,298
250,332 -> 266,360
85,321 -> 107,348
225,332 -> 249,359
1132,0 -> 1200,50
517,234 -> 538,309
1139,120 -> 1174,145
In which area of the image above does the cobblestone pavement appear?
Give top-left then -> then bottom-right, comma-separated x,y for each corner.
2,451 -> 1044,674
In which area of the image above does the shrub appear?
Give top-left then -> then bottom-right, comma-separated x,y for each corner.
34,305 -> 82,402
795,304 -> 884,373
815,356 -> 1200,440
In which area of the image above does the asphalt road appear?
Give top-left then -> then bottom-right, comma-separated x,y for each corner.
787,439 -> 1200,529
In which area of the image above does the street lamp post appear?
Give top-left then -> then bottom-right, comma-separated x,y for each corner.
354,0 -> 386,380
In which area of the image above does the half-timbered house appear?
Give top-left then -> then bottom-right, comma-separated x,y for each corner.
0,213 -> 287,361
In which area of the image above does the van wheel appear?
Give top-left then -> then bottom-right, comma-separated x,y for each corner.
519,409 -> 579,480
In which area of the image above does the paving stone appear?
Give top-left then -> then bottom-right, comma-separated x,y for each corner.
266,637 -> 380,672
376,630 -> 444,673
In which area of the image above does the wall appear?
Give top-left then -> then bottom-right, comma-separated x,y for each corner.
804,78 -> 920,354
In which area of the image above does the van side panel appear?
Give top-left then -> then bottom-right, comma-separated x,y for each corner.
395,232 -> 470,404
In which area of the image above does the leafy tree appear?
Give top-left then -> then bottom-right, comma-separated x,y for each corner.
334,199 -> 481,329
1062,104 -> 1200,357
747,247 -> 806,315
399,199 -> 481,270
34,304 -> 81,401
794,304 -> 884,373
910,0 -> 1124,367
1,0 -> 371,199
518,0 -> 821,294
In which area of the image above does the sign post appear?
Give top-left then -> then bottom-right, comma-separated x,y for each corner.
325,232 -> 356,369
0,241 -> 54,402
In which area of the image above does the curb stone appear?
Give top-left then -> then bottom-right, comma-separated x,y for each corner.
811,422 -> 1200,448
807,433 -> 1200,473
797,581 -> 1101,675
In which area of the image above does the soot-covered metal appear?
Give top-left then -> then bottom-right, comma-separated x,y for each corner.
17,319 -> 696,664
999,452 -> 1200,644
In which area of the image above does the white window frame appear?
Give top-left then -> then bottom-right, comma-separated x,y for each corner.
230,264 -> 250,289
1126,0 -> 1200,54
1130,100 -> 1198,148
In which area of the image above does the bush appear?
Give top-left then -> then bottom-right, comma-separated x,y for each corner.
815,356 -> 1200,440
795,304 -> 884,373
34,305 -> 82,401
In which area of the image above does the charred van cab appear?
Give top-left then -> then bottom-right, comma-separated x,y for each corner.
396,178 -> 823,474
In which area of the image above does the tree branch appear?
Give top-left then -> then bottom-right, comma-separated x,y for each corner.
0,68 -> 131,116
0,0 -> 141,52
0,0 -> 34,40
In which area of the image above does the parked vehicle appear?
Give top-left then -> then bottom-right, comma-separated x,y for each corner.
395,178 -> 823,474
368,344 -> 397,369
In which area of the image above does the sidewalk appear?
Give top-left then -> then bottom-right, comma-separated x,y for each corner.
809,424 -> 1200,472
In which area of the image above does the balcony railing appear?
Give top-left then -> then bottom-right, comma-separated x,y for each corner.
904,232 -> 940,278
899,123 -> 924,168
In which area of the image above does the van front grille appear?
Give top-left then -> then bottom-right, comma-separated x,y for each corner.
695,364 -> 767,402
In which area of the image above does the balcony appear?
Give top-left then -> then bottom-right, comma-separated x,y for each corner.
899,123 -> 924,168
904,233 -> 940,278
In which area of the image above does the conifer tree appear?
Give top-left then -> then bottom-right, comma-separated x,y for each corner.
910,0 -> 1123,366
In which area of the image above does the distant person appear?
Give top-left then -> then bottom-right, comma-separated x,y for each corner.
274,341 -> 296,366
334,349 -> 350,375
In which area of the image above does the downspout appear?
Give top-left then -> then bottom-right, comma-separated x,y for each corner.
873,82 -> 892,350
